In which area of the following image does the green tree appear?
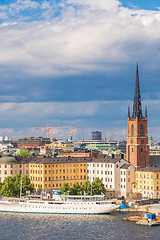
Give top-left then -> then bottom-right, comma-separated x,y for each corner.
0,176 -> 15,197
69,182 -> 82,195
0,173 -> 33,197
22,175 -> 34,194
92,177 -> 106,195
15,148 -> 30,157
60,183 -> 70,194
13,173 -> 21,196
82,179 -> 91,195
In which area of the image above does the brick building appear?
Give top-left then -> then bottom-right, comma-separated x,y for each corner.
126,61 -> 149,169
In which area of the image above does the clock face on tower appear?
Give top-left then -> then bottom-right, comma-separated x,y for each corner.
141,139 -> 144,144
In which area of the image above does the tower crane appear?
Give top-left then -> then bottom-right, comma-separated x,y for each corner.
69,130 -> 76,141
35,123 -> 72,138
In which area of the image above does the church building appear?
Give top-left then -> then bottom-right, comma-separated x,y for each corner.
126,61 -> 149,169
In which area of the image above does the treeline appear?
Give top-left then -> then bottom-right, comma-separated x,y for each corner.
60,177 -> 106,195
0,173 -> 33,197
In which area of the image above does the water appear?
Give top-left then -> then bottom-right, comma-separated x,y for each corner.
0,212 -> 159,240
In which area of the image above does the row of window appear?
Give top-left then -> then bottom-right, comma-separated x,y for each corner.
31,175 -> 86,181
139,186 -> 159,190
89,177 -> 113,183
87,170 -> 113,175
0,170 -> 26,175
0,165 -> 23,168
87,163 -> 113,168
33,182 -> 84,188
136,173 -> 158,179
30,164 -> 85,168
131,124 -> 144,136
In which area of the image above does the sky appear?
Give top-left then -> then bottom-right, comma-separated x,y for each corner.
0,0 -> 160,140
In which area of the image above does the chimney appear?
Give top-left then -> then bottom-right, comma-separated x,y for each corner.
121,153 -> 124,159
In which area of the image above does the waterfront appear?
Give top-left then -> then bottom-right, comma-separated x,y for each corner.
0,212 -> 159,240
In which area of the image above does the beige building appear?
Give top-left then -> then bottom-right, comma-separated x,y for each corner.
0,152 -> 29,182
135,166 -> 160,198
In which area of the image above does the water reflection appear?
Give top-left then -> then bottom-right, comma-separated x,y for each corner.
0,212 -> 159,240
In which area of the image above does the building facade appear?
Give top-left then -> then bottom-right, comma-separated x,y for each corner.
87,157 -> 135,198
28,157 -> 88,193
126,62 -> 149,169
0,152 -> 29,182
135,166 -> 160,198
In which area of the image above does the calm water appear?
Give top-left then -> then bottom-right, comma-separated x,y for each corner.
0,212 -> 160,240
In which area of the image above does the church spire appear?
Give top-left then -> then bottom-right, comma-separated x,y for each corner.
132,59 -> 144,119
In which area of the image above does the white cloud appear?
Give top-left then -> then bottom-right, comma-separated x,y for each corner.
0,0 -> 159,80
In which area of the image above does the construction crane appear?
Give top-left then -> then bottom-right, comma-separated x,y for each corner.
69,130 -> 76,140
105,131 -> 107,141
35,123 -> 72,138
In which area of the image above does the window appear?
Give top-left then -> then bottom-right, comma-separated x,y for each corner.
140,124 -> 144,136
97,170 -> 99,174
101,164 -> 103,167
132,148 -> 134,152
131,124 -> 134,136
141,148 -> 143,153
5,170 -> 7,174
97,164 -> 99,167
5,165 -> 7,168
101,171 -> 103,174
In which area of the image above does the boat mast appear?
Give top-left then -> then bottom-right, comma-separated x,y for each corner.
20,176 -> 22,198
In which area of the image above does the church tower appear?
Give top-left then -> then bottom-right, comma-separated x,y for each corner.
126,61 -> 149,169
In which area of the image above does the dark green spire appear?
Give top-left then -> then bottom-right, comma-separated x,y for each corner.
132,60 -> 144,119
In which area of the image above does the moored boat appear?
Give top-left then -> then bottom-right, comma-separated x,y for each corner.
0,195 -> 120,214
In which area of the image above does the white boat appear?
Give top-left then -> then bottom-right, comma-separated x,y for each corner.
0,195 -> 120,214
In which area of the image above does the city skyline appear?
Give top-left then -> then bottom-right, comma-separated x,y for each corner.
0,0 -> 160,140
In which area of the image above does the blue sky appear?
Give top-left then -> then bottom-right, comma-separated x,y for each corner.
0,0 -> 160,140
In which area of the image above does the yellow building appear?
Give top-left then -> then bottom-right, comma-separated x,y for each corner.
29,157 -> 87,194
135,166 -> 160,198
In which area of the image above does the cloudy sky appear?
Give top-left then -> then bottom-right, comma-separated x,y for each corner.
0,0 -> 160,140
